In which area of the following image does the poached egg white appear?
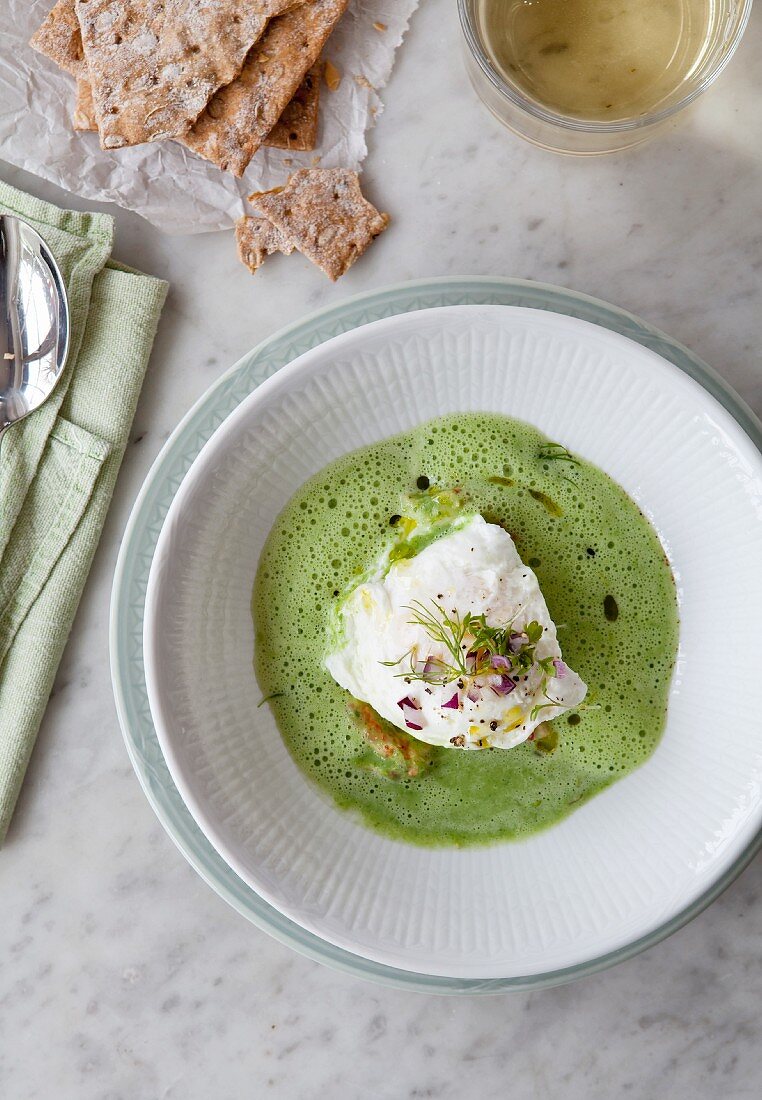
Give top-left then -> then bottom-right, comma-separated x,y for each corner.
325,515 -> 586,750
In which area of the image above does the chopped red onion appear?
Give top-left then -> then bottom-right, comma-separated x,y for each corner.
466,684 -> 481,703
508,632 -> 526,653
422,656 -> 438,679
397,695 -> 424,731
553,658 -> 567,679
491,654 -> 511,671
441,692 -> 459,710
397,695 -> 421,711
491,674 -> 516,697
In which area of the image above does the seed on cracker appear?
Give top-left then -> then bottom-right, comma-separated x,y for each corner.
249,168 -> 388,281
73,78 -> 98,131
75,0 -> 299,149
182,0 -> 348,176
236,215 -> 295,273
323,59 -> 341,91
265,61 -> 323,152
30,0 -> 86,77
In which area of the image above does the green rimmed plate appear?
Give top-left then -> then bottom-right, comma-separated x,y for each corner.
110,276 -> 762,993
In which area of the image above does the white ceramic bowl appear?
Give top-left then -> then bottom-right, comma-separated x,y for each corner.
144,305 -> 762,979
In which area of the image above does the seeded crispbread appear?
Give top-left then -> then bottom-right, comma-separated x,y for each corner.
249,169 -> 388,281
31,0 -> 324,147
30,0 -> 87,77
182,0 -> 348,176
264,61 -> 322,151
73,77 -> 98,130
74,68 -> 321,141
235,215 -> 295,273
73,0 -> 300,149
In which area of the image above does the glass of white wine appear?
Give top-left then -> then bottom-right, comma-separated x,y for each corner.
459,0 -> 752,153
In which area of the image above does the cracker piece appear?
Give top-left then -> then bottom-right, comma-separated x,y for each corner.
264,61 -> 322,151
74,0 -> 299,149
73,78 -> 98,130
30,0 -> 87,77
249,169 -> 388,281
323,58 -> 340,90
235,215 -> 294,273
182,0 -> 348,176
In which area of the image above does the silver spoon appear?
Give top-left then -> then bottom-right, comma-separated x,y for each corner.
0,215 -> 70,458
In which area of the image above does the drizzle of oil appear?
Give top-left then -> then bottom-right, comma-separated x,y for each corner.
529,488 -> 563,517
533,725 -> 559,755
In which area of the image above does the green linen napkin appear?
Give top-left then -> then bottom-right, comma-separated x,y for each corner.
0,180 -> 168,842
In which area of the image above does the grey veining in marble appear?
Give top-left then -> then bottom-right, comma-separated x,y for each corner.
1,2 -> 762,1097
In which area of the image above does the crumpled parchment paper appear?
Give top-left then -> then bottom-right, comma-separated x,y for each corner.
0,0 -> 418,233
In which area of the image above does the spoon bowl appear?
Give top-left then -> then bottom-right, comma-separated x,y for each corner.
0,215 -> 70,447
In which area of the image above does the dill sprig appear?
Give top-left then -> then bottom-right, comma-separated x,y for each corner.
529,694 -> 563,722
537,442 -> 581,467
257,692 -> 284,708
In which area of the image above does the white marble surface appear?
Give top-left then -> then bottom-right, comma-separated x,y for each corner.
2,2 -> 762,1096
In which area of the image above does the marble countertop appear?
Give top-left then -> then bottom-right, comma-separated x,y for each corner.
2,3 -> 762,1097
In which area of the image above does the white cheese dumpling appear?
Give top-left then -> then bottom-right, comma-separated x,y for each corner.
325,515 -> 587,750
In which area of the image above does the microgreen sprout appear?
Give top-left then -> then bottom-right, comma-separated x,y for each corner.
381,600 -> 547,693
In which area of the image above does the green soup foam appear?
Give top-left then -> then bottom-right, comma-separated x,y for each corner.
252,413 -> 678,847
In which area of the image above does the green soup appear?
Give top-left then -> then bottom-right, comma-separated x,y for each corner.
252,413 -> 678,847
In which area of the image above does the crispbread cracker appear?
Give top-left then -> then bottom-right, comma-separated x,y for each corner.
182,0 -> 348,176
74,0 -> 299,149
73,78 -> 98,130
265,61 -> 322,151
235,215 -> 295,273
31,0 -> 324,149
249,169 -> 388,281
30,0 -> 86,77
